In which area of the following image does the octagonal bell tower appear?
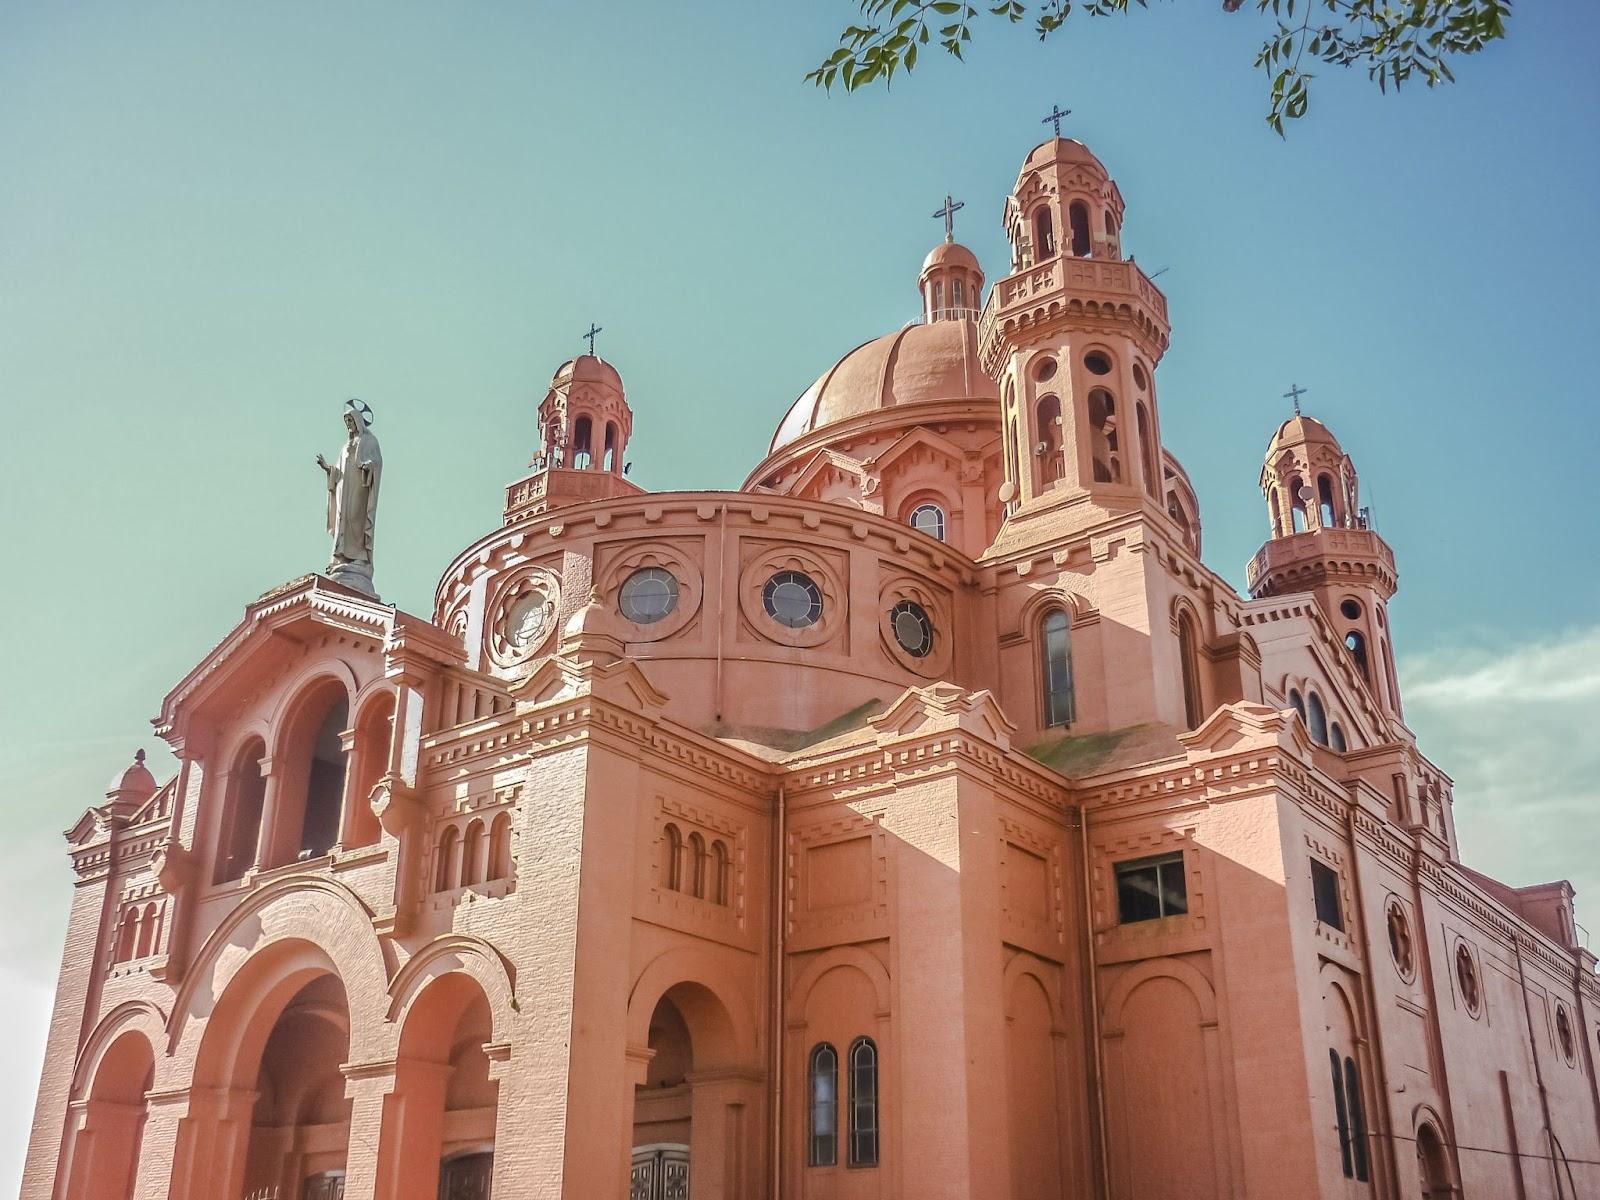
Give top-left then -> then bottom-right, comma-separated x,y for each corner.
978,137 -> 1172,532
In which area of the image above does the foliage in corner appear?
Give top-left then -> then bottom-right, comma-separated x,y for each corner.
804,0 -> 1512,135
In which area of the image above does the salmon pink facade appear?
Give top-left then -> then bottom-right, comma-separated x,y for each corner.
21,136 -> 1600,1200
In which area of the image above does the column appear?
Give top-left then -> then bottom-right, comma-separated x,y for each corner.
160,1084 -> 259,1200
253,755 -> 286,872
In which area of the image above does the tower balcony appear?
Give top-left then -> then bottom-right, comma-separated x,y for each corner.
978,255 -> 1170,372
504,466 -> 645,524
1246,527 -> 1397,600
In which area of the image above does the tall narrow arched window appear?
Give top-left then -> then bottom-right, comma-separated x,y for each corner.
1344,1056 -> 1369,1181
460,819 -> 485,887
1289,688 -> 1307,723
116,912 -> 137,962
952,277 -> 965,314
572,416 -> 593,469
1178,612 -> 1203,730
1330,723 -> 1348,752
1088,389 -> 1120,483
1033,208 -> 1055,257
1318,474 -> 1337,528
136,903 -> 159,958
1069,201 -> 1091,257
298,694 -> 349,860
711,839 -> 730,906
1041,610 -> 1075,727
488,812 -> 512,880
909,503 -> 946,541
808,1043 -> 839,1167
1035,394 -> 1064,486
932,279 -> 943,317
1290,476 -> 1309,532
435,825 -> 460,892
1104,209 -> 1118,248
848,1037 -> 880,1167
1330,1049 -> 1353,1178
1345,630 -> 1370,680
215,738 -> 267,884
1137,404 -> 1158,497
687,832 -> 707,899
662,823 -> 683,891
603,422 -> 618,472
1307,692 -> 1329,746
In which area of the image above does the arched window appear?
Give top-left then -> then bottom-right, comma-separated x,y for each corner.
298,693 -> 349,861
1417,1123 -> 1451,1199
1137,404 -> 1158,498
952,277 -> 965,314
1068,201 -> 1091,257
1344,1056 -> 1369,1181
603,422 -> 618,472
1290,476 -> 1309,532
435,825 -> 460,892
1005,412 -> 1020,509
1177,612 -> 1203,730
1041,610 -> 1075,727
215,738 -> 267,884
1330,723 -> 1348,752
346,693 -> 393,851
662,823 -> 682,891
1088,389 -> 1119,483
909,503 -> 946,541
1318,474 -> 1337,528
1033,208 -> 1055,258
687,832 -> 707,899
1330,1049 -> 1353,1178
932,279 -> 943,317
848,1037 -> 880,1167
136,902 -> 160,958
1289,688 -> 1307,723
1382,637 -> 1401,715
460,819 -> 485,887
1035,394 -> 1064,486
488,812 -> 513,880
1307,692 -> 1329,746
1345,630 -> 1370,680
116,911 -> 138,963
808,1043 -> 839,1167
711,839 -> 730,906
1104,209 -> 1118,247
572,416 -> 593,469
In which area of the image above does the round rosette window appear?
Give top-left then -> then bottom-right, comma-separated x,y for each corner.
879,578 -> 951,676
739,550 -> 844,648
486,568 -> 562,668
888,600 -> 933,658
764,571 -> 823,628
600,542 -> 702,643
620,567 -> 679,625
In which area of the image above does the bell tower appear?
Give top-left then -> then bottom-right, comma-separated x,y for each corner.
1247,407 -> 1405,718
503,344 -> 643,523
977,135 -> 1172,529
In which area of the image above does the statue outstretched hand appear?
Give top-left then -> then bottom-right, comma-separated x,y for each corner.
316,453 -> 331,473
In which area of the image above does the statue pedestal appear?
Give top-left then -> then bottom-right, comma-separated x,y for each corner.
327,560 -> 378,599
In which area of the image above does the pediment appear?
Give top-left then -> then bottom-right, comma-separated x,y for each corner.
155,575 -> 410,740
870,682 -> 1017,751
868,426 -> 966,480
784,448 -> 868,501
514,652 -> 669,720
1178,701 -> 1313,758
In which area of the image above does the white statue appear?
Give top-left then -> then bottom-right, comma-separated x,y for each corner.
317,400 -> 382,596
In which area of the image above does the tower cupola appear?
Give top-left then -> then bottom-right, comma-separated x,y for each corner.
1005,137 -> 1126,270
1248,403 -> 1404,718
503,344 -> 645,523
919,240 -> 984,324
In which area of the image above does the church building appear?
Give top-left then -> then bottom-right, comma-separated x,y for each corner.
21,132 -> 1600,1200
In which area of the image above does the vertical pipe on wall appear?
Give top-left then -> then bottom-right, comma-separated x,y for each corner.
769,784 -> 786,1200
1076,804 -> 1111,1196
714,503 -> 728,723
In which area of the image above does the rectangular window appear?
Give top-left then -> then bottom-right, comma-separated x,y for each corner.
1115,853 -> 1188,923
1311,859 -> 1344,930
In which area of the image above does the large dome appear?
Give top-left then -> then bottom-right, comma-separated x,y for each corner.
769,319 -> 997,453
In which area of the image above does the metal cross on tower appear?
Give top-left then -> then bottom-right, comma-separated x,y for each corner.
1041,104 -> 1072,138
1283,382 -> 1308,415
582,323 -> 603,356
931,194 -> 965,242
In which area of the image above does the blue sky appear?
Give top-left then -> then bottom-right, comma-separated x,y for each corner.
2,0 -> 1597,1186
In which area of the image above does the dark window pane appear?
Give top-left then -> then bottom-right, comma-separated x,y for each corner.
1116,854 -> 1185,923
1158,859 -> 1189,916
1331,1049 -> 1352,1178
1311,859 -> 1344,931
1345,1056 -> 1369,1182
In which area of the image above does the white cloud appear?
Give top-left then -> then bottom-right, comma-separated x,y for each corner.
1402,624 -> 1600,945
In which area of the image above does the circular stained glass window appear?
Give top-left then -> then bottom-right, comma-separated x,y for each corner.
1456,944 -> 1481,1014
619,567 -> 679,625
763,571 -> 823,628
889,600 -> 933,658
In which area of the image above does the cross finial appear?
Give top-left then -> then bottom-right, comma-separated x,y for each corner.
1283,382 -> 1308,416
582,323 -> 602,356
1042,104 -> 1072,138
931,194 -> 965,243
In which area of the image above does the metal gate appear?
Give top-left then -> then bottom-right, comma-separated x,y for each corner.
302,1173 -> 345,1200
629,1143 -> 689,1200
438,1152 -> 494,1200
